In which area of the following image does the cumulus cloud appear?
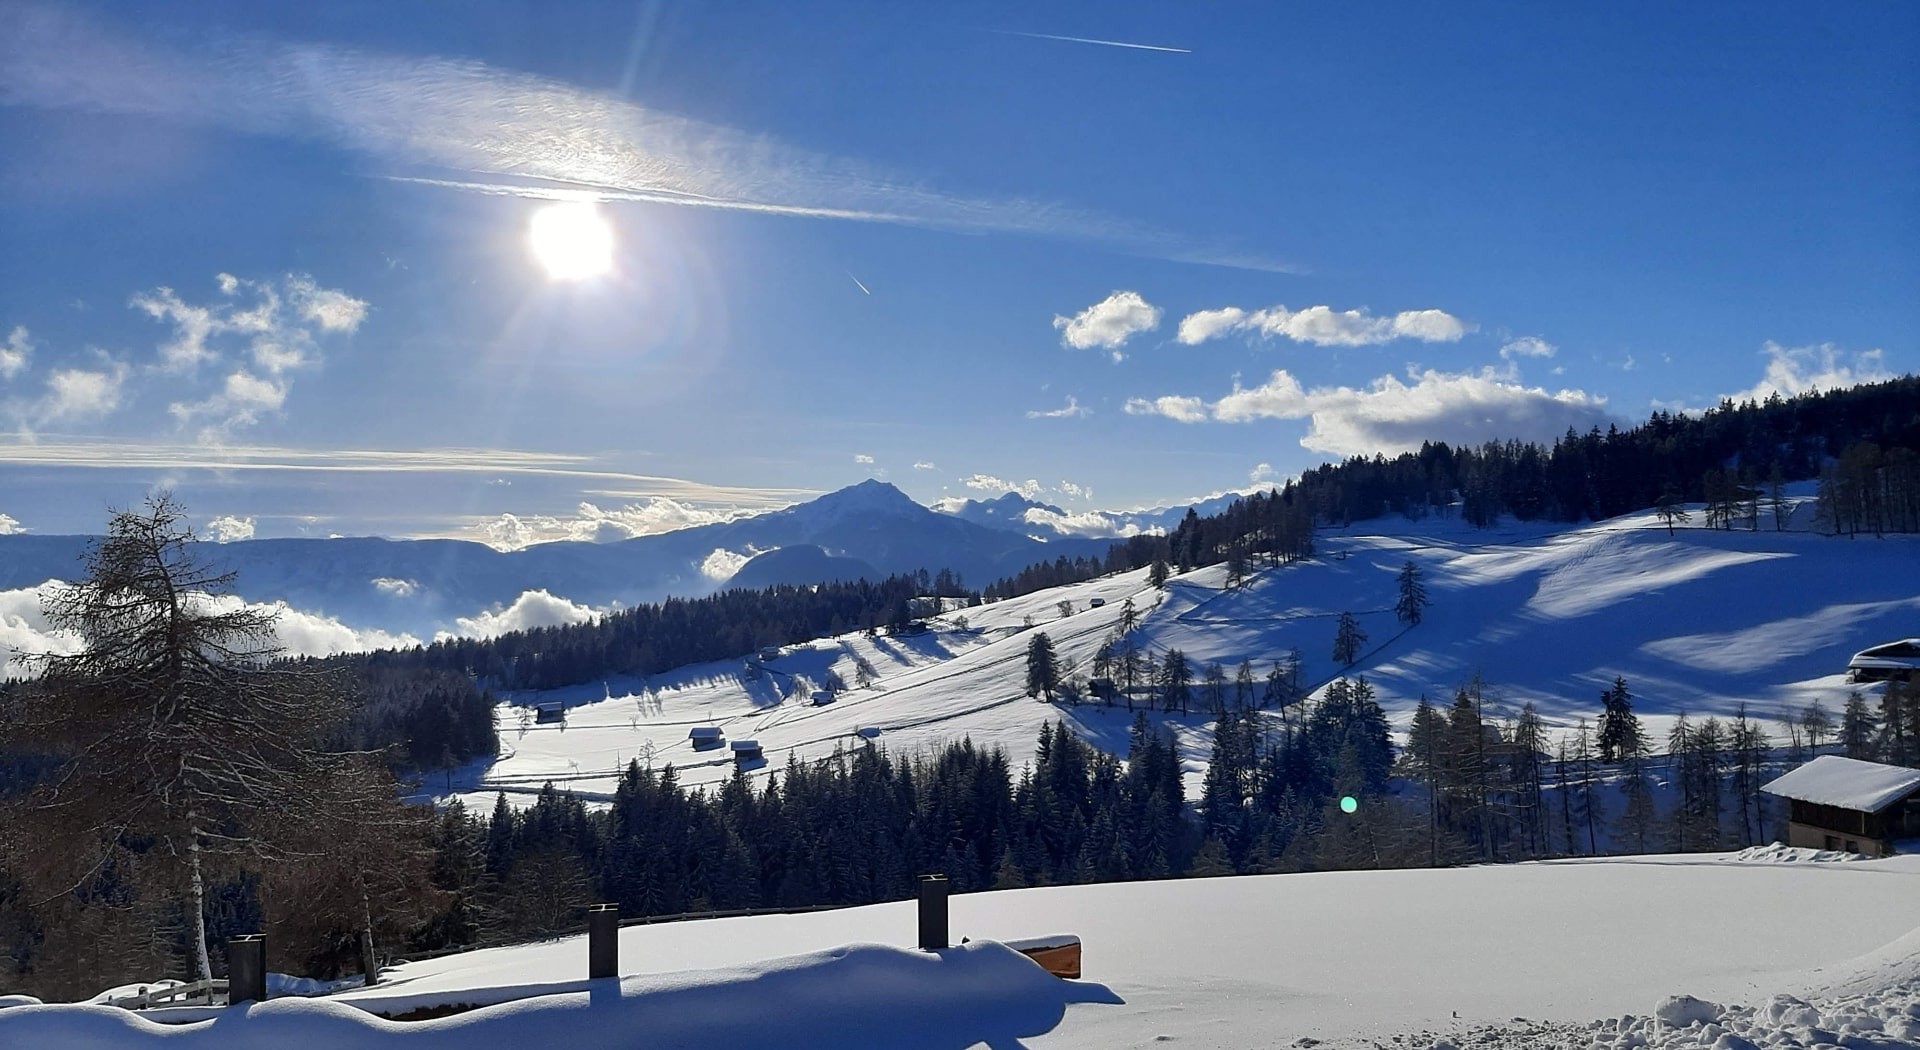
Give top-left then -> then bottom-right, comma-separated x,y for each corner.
1723,341 -> 1893,404
473,498 -> 760,550
1057,480 -> 1092,501
450,589 -> 596,640
1250,462 -> 1277,484
131,274 -> 367,440
0,581 -> 418,675
1500,336 -> 1557,360
40,361 -> 129,422
913,461 -> 937,471
1026,395 -> 1090,419
962,474 -> 1045,500
1020,507 -> 1144,539
1128,366 -> 1613,456
372,577 -> 421,598
205,514 -> 255,542
1175,303 -> 1471,347
1,326 -> 30,380
1123,394 -> 1209,423
0,513 -> 22,535
853,453 -> 875,464
700,546 -> 765,580
1054,291 -> 1161,352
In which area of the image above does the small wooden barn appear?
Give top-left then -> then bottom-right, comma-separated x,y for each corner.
731,740 -> 763,765
533,702 -> 565,724
689,726 -> 725,750
1761,755 -> 1920,856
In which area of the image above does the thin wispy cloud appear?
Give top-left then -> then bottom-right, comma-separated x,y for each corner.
1027,395 -> 1091,419
849,273 -> 872,296
0,439 -> 816,507
993,30 -> 1192,54
0,4 -> 1279,271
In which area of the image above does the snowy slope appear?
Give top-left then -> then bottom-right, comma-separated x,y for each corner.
325,851 -> 1920,1046
458,498 -> 1918,810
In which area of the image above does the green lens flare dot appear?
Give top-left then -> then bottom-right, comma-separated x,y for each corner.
1340,796 -> 1358,814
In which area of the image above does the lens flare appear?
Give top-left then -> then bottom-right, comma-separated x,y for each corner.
1340,796 -> 1358,814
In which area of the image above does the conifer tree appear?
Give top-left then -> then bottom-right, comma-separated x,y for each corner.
1841,692 -> 1878,758
1596,677 -> 1643,763
1655,484 -> 1691,535
1394,561 -> 1430,626
1024,632 -> 1059,700
4,494 -> 365,983
1333,612 -> 1366,667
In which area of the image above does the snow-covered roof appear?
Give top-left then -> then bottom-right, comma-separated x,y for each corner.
731,739 -> 761,752
1850,639 -> 1920,669
1761,756 -> 1920,813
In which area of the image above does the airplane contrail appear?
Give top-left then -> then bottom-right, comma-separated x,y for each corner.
848,273 -> 872,295
995,30 -> 1192,54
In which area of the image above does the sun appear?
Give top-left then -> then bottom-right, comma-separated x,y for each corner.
528,201 -> 615,280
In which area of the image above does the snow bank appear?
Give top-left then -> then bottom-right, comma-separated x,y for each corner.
1728,842 -> 1862,864
0,942 -> 1114,1050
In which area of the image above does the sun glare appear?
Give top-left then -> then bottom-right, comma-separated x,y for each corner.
529,201 -> 615,280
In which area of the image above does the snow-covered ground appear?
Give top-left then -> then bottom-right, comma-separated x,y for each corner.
12,849 -> 1920,1048
457,500 -> 1919,810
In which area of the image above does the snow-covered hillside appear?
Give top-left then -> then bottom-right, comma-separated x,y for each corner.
459,498 -> 1917,809
13,850 -> 1920,1048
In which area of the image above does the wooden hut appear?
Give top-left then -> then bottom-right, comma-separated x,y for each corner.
1761,755 -> 1920,856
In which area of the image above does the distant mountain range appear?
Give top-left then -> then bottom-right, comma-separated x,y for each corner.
0,481 -> 1123,637
932,489 -> 1255,539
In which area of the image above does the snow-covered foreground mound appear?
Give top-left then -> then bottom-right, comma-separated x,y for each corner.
12,852 -> 1920,1047
316,851 -> 1920,1047
0,941 -> 1114,1049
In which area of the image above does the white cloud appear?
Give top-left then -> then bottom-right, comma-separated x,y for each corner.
133,274 -> 366,437
1175,307 -> 1247,346
1057,480 -> 1092,501
450,589 -> 597,640
1176,304 -> 1471,347
962,474 -> 1045,500
473,498 -> 762,550
39,361 -> 129,422
1020,507 -> 1144,539
1,326 -> 31,380
205,514 -> 255,542
1724,341 -> 1893,404
1130,366 -> 1612,456
1026,395 -> 1090,419
168,369 -> 289,438
372,577 -> 421,598
0,582 -> 418,675
287,275 -> 370,332
913,461 -> 937,471
1500,336 -> 1557,360
853,453 -> 875,464
1250,462 -> 1277,484
0,513 -> 23,535
1053,291 -> 1161,351
1123,395 -> 1209,423
700,546 -> 765,580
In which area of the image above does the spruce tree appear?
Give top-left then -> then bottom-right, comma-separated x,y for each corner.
1394,561 -> 1431,626
1333,611 -> 1366,667
1596,677 -> 1643,763
1024,632 -> 1059,700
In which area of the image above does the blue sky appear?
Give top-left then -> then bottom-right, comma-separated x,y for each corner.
0,0 -> 1913,544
